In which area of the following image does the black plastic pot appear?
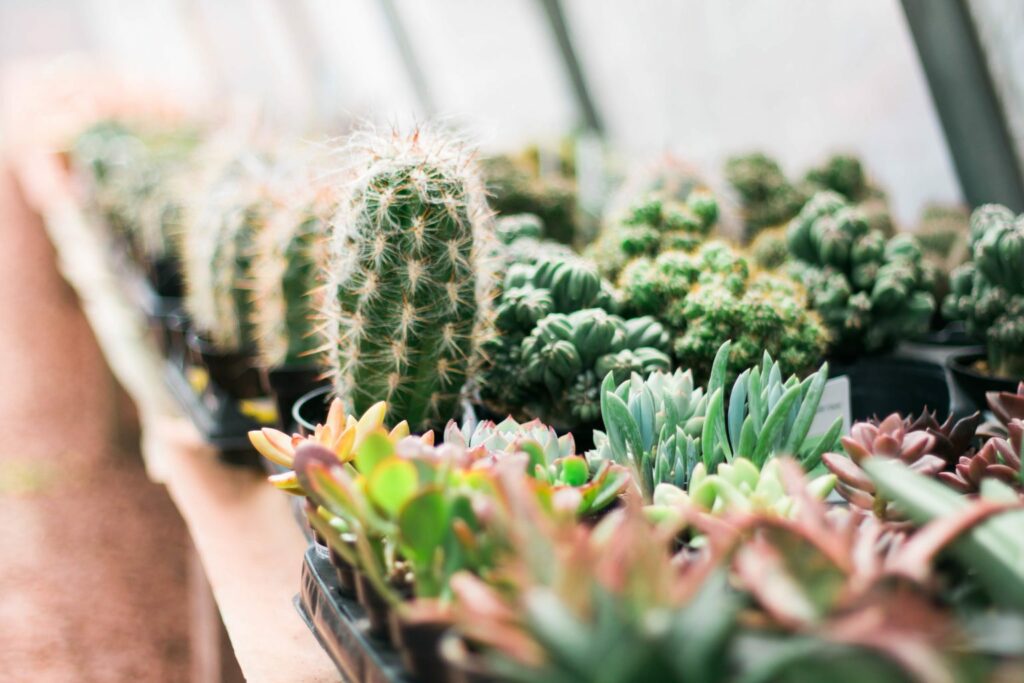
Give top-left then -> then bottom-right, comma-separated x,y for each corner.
355,571 -> 394,641
146,256 -> 184,299
388,609 -> 451,682
328,547 -> 357,596
187,331 -> 266,400
268,365 -> 327,431
439,632 -> 500,683
830,355 -> 951,421
947,349 -> 1021,413
294,385 -> 333,435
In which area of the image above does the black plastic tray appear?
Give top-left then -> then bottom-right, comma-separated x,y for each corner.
297,547 -> 412,683
164,359 -> 266,467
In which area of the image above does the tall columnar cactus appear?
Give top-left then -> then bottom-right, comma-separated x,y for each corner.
619,241 -> 827,381
184,157 -> 269,352
725,152 -> 807,242
252,187 -> 334,368
944,204 -> 1024,378
786,191 -> 934,356
321,128 -> 494,429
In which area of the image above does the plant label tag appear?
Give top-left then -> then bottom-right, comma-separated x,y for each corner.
809,376 -> 851,437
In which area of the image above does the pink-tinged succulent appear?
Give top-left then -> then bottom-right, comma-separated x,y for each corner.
939,420 -> 1023,493
247,398 -> 430,493
881,409 -> 981,465
822,414 -> 944,518
983,382 -> 1024,438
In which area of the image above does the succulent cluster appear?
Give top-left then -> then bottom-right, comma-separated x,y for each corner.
786,191 -> 935,355
251,184 -> 334,368
588,192 -> 718,279
320,129 -> 495,430
479,255 -> 671,427
183,151 -> 272,352
944,204 -> 1024,377
591,341 -> 841,506
915,203 -> 971,309
619,241 -> 828,380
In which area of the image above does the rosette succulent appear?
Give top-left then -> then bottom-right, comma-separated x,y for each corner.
591,341 -> 840,503
320,128 -> 495,430
786,191 -> 935,355
943,204 -> 1024,378
479,256 -> 671,428
619,241 -> 827,381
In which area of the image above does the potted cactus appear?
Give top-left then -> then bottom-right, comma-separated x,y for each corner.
944,204 -> 1024,408
725,152 -> 807,243
318,127 -> 496,431
252,181 -> 335,427
183,151 -> 272,398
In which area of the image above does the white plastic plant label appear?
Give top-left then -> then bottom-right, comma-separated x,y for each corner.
809,375 -> 851,438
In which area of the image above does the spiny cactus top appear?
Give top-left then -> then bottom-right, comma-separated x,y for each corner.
252,182 -> 336,368
321,128 -> 495,430
184,152 -> 272,352
619,241 -> 827,382
944,204 -> 1024,378
786,191 -> 934,356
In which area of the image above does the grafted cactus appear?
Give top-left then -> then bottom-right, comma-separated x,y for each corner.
944,204 -> 1024,378
786,191 -> 934,355
184,155 -> 270,352
252,185 -> 334,368
321,128 -> 494,430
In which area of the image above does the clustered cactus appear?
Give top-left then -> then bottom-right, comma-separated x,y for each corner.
619,241 -> 828,381
251,184 -> 334,368
587,192 -> 718,279
482,151 -> 579,246
725,152 -> 807,242
944,204 -> 1024,378
320,129 -> 495,430
183,152 -> 271,352
479,255 -> 671,427
786,191 -> 935,355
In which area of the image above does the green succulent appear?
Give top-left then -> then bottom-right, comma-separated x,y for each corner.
483,154 -> 579,246
588,192 -> 718,279
591,341 -> 840,503
803,153 -> 878,204
620,241 -> 827,382
320,129 -> 494,430
786,191 -> 934,355
943,204 -> 1024,378
725,152 -> 808,242
748,225 -> 790,270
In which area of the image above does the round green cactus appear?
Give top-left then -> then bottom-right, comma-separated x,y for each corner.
184,156 -> 270,352
252,188 -> 334,368
725,152 -> 808,242
786,191 -> 934,356
944,204 -> 1024,377
619,241 -> 826,381
321,128 -> 495,430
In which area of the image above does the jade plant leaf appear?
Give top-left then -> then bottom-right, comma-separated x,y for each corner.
367,458 -> 419,518
354,431 -> 395,475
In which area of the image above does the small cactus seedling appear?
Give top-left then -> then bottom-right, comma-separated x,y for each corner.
321,127 -> 495,430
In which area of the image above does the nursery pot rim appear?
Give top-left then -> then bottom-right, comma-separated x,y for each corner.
293,385 -> 333,433
946,346 -> 1020,381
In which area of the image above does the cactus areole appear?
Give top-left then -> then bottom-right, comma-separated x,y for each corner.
322,130 -> 493,430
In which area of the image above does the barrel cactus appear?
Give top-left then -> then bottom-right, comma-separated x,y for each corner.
184,155 -> 270,352
944,204 -> 1024,378
619,241 -> 827,382
321,128 -> 495,430
479,256 -> 670,427
786,191 -> 934,356
251,186 -> 335,368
